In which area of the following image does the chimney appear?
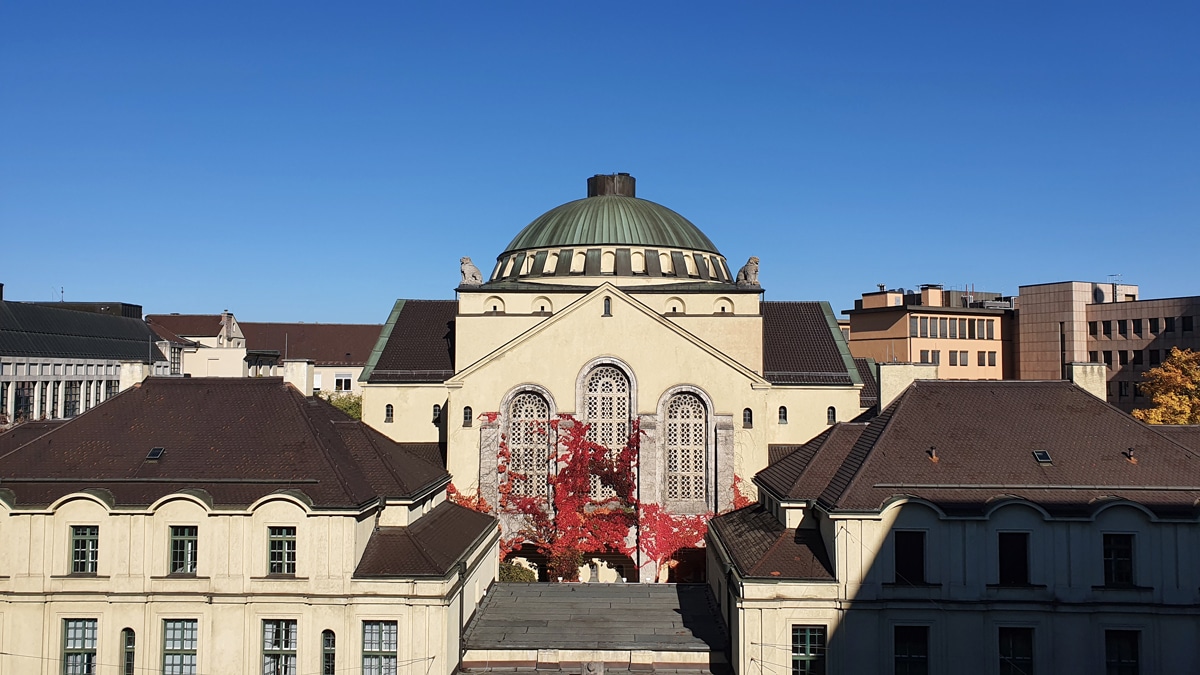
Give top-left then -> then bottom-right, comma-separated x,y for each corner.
877,362 -> 939,409
587,173 -> 635,198
283,359 -> 315,397
1067,362 -> 1106,400
0,282 -> 4,301
119,360 -> 150,389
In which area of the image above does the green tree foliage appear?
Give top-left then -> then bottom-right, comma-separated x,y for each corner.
1133,348 -> 1200,425
499,561 -> 537,583
320,392 -> 363,420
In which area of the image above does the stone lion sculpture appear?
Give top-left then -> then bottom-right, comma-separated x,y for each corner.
460,257 -> 483,286
735,256 -> 760,286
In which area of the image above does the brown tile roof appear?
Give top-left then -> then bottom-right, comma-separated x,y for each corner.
1155,426 -> 1200,452
0,420 -> 66,455
1,301 -> 165,362
145,320 -> 199,347
759,425 -> 868,501
367,300 -> 457,383
853,357 -> 878,408
707,505 -> 834,580
354,501 -> 495,577
144,314 -> 223,338
239,322 -> 382,366
0,377 -> 449,509
760,380 -> 1200,517
761,301 -> 856,385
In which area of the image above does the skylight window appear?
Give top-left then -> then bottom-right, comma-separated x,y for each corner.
147,447 -> 165,461
1031,450 -> 1052,465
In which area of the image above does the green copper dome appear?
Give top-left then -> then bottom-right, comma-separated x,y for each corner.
502,175 -> 721,255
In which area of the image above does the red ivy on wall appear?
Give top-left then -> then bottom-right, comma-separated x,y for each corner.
464,410 -> 753,581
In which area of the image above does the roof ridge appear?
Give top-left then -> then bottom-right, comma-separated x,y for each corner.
817,388 -> 907,510
289,388 -> 369,506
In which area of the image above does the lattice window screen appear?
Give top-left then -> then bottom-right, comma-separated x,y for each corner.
507,392 -> 550,496
666,393 -> 706,500
584,366 -> 630,498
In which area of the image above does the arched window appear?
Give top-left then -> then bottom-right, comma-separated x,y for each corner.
585,365 -> 631,497
322,630 -> 336,675
463,406 -> 473,427
384,404 -> 394,423
508,392 -> 551,496
603,297 -> 612,316
778,406 -> 788,424
121,628 -> 135,675
666,393 -> 707,500
827,406 -> 836,425
742,408 -> 753,429
432,404 -> 441,425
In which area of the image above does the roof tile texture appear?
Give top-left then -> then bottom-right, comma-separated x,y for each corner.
761,301 -> 854,385
355,502 -> 494,577
368,300 -> 457,383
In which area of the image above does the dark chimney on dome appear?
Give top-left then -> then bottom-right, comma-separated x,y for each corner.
587,173 -> 635,198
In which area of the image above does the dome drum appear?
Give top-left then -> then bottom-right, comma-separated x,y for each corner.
489,245 -> 734,284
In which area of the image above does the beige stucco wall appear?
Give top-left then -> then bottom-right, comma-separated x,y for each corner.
0,491 -> 498,675
181,346 -> 247,377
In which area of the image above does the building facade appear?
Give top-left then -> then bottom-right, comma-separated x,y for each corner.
707,377 -> 1200,675
0,287 -> 168,426
360,174 -> 870,579
843,284 -> 1015,380
1016,281 -> 1200,411
0,373 -> 498,675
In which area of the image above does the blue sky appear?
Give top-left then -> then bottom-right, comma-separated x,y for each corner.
2,2 -> 1197,323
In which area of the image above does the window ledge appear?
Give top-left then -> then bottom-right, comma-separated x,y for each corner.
1092,584 -> 1152,592
252,574 -> 307,581
986,583 -> 1048,589
883,582 -> 941,588
151,574 -> 208,580
51,574 -> 109,579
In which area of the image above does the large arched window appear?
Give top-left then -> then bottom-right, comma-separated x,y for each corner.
666,393 -> 707,500
585,365 -> 631,497
508,392 -> 551,496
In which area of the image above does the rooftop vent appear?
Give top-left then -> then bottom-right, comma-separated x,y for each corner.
147,447 -> 165,461
1031,450 -> 1052,465
586,173 -> 635,198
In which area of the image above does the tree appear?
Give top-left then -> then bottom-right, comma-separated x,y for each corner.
1133,348 -> 1200,425
319,392 -> 362,420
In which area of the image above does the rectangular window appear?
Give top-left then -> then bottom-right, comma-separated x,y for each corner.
894,625 -> 929,675
72,525 -> 99,574
969,319 -> 977,339
938,318 -> 948,338
1117,319 -> 1127,336
894,531 -> 926,585
170,526 -> 198,574
977,319 -> 986,339
1133,383 -> 1144,399
1105,630 -> 1139,675
1102,320 -> 1112,336
1149,317 -> 1159,333
1089,351 -> 1099,363
959,350 -> 968,366
1132,351 -> 1143,366
263,620 -> 298,675
998,627 -> 1034,675
64,381 -> 82,417
170,347 -> 182,375
929,318 -> 938,339
919,350 -> 930,364
919,317 -> 928,338
949,351 -> 958,366
51,381 -> 59,418
978,351 -> 986,367
63,618 -> 98,675
997,532 -> 1029,585
1165,316 -> 1175,333
958,318 -> 967,339
106,380 -> 118,399
122,628 -> 136,675
1149,350 -> 1161,366
269,527 -> 297,575
14,381 -> 34,420
1118,351 -> 1129,366
988,351 -> 997,367
363,621 -> 398,675
1132,318 -> 1142,336
1118,381 -> 1129,399
163,620 -> 198,675
931,350 -> 940,365
948,318 -> 957,339
1103,533 -> 1134,586
1089,321 -> 1098,336
335,374 -> 353,391
791,625 -> 826,675
1184,316 -> 1194,332
323,630 -> 337,675
1103,351 -> 1113,368
909,316 -> 919,337
987,319 -> 995,340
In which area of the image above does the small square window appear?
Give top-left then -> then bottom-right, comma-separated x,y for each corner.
1165,317 -> 1176,333
1089,321 -> 1098,336
1118,351 -> 1129,366
949,351 -> 958,366
1149,350 -> 1160,366
1149,317 -> 1159,333
1132,350 -> 1143,366
931,350 -> 940,365
920,350 -> 930,364
1102,320 -> 1112,336
1089,351 -> 1099,363
1117,319 -> 1127,336
1118,381 -> 1130,399
1103,351 -> 1113,368
1184,316 -> 1194,332
1132,318 -> 1142,336
988,351 -> 997,367
978,351 -> 986,367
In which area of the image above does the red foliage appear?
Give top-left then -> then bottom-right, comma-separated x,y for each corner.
730,474 -> 752,511
638,503 -> 711,572
446,482 -> 491,513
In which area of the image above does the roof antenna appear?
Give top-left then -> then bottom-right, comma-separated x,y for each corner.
1123,447 -> 1137,465
927,446 -> 939,463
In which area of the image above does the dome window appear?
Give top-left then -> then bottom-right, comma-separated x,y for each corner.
742,408 -> 753,429
778,406 -> 788,424
384,404 -> 394,423
463,406 -> 473,427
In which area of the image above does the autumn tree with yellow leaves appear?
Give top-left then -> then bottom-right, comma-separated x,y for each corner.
1133,347 -> 1200,425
